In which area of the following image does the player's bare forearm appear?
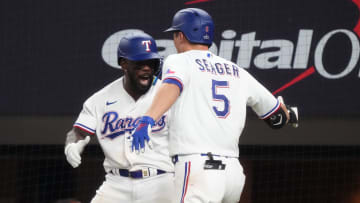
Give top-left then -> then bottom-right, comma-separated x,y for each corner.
65,127 -> 92,146
145,83 -> 180,121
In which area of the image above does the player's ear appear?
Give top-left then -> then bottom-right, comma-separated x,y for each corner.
173,31 -> 183,40
179,32 -> 190,44
179,32 -> 185,40
119,58 -> 129,74
118,58 -> 125,66
120,58 -> 128,70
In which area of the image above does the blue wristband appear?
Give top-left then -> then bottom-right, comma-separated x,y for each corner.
140,116 -> 155,127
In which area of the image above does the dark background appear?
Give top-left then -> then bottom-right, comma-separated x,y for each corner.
1,0 -> 359,116
1,0 -> 360,202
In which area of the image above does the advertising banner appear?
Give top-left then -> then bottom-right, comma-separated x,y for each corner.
1,0 -> 359,116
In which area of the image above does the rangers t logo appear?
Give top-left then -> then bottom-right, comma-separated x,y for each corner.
142,40 -> 152,52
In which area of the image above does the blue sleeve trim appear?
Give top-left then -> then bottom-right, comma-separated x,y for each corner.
260,100 -> 280,119
163,77 -> 183,93
73,123 -> 96,134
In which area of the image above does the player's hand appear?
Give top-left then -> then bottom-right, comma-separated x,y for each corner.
64,136 -> 90,168
277,96 -> 299,128
131,116 -> 155,154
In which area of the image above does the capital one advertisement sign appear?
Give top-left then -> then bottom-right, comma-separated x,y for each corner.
102,0 -> 360,117
103,28 -> 360,80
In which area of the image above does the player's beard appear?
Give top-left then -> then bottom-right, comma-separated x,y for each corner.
127,72 -> 152,95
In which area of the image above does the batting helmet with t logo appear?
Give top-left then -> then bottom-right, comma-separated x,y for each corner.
117,32 -> 162,74
164,8 -> 214,46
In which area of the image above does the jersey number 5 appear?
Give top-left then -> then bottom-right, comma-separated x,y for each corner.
212,79 -> 230,118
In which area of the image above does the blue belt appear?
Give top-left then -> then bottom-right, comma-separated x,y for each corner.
171,155 -> 179,164
110,169 -> 166,178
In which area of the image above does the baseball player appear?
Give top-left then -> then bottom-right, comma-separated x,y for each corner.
64,32 -> 174,203
131,8 -> 299,203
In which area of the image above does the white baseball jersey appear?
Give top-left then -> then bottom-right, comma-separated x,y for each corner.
73,77 -> 173,172
162,50 -> 279,157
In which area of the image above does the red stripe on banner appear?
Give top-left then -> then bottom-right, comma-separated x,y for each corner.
272,0 -> 360,95
272,66 -> 315,95
185,0 -> 213,5
352,0 -> 360,37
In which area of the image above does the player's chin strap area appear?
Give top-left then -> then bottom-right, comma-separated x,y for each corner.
108,168 -> 166,179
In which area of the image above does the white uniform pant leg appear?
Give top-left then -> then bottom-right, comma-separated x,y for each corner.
223,158 -> 245,203
172,155 -> 245,203
134,173 -> 175,203
90,174 -> 132,203
91,172 -> 174,203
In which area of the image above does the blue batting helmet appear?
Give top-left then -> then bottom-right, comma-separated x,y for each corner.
117,32 -> 161,73
164,8 -> 214,46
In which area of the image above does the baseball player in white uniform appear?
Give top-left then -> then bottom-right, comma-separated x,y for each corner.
131,8 -> 299,203
64,32 -> 174,203
132,8 -> 298,203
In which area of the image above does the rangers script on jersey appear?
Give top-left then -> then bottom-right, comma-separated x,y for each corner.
73,77 -> 174,173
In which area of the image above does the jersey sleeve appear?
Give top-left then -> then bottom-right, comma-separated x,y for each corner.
162,54 -> 190,93
243,70 -> 280,119
73,97 -> 97,135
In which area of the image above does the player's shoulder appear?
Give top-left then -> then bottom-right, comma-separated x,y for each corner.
163,54 -> 188,75
164,53 -> 186,64
84,77 -> 123,104
213,54 -> 253,78
164,52 -> 196,71
212,53 -> 234,64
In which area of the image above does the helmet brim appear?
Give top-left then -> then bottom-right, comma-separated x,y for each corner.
126,52 -> 161,62
164,27 -> 179,33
